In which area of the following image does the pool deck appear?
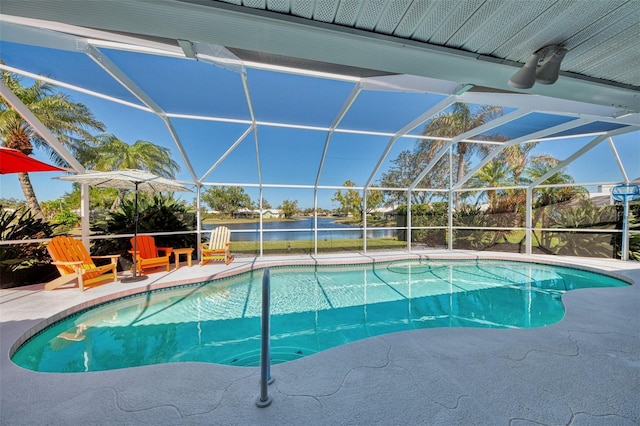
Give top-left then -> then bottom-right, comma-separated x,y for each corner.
1,250 -> 639,425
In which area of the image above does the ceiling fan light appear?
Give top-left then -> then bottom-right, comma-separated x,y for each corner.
508,53 -> 540,89
536,47 -> 568,85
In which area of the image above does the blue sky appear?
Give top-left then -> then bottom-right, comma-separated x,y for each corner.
1,40 -> 639,209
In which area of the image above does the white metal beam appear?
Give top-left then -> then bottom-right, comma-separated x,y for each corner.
315,85 -> 362,187
453,118 -> 593,190
0,80 -> 85,173
0,64 -> 150,112
199,125 -> 255,182
83,44 -> 199,181
364,96 -> 456,189
0,14 -> 185,57
608,137 -> 630,183
0,78 -> 89,247
0,20 -> 83,52
409,109 -> 530,190
528,126 -> 637,188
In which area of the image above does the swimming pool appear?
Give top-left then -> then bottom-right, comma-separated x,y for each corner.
11,259 -> 628,373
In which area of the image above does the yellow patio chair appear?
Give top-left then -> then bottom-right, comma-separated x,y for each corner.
129,235 -> 173,274
200,226 -> 233,265
46,236 -> 120,291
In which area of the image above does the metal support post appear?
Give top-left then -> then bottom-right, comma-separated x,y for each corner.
526,187 -> 532,255
256,268 -> 273,407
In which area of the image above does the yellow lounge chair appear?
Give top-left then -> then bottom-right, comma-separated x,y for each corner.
46,236 -> 120,291
200,226 -> 233,265
129,235 -> 173,274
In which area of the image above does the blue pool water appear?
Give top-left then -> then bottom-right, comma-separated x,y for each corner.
11,260 -> 627,373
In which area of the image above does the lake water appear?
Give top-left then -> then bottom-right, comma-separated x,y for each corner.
203,217 -> 397,241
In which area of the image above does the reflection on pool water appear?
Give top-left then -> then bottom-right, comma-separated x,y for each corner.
12,260 -> 627,372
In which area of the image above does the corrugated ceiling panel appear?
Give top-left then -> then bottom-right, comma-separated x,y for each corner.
561,1 -> 639,63
355,0 -> 386,31
215,0 -> 639,88
334,0 -> 364,26
612,60 -> 640,85
291,0 -> 314,19
411,0 -> 455,42
374,0 -> 412,35
462,1 -> 553,56
581,40 -> 640,83
430,0 -> 484,45
561,0 -> 631,47
313,0 -> 339,23
445,0 -> 503,48
492,0 -> 576,59
495,1 -> 622,62
611,50 -> 640,80
392,0 -> 434,38
266,0 -> 290,13
243,0 -> 266,8
564,19 -> 639,72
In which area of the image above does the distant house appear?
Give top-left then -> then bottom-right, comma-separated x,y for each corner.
262,209 -> 283,219
589,185 -> 614,207
372,206 -> 397,220
233,208 -> 253,218
232,208 -> 284,219
589,178 -> 640,206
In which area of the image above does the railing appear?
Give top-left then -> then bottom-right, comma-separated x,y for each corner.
256,267 -> 274,408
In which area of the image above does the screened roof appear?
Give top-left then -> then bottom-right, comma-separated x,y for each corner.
0,1 -> 638,209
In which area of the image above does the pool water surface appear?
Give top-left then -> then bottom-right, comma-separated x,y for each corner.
11,260 -> 628,372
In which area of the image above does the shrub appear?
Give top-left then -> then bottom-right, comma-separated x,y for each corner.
91,195 -> 197,260
396,202 -> 447,246
547,200 -> 619,258
0,205 -> 57,287
452,205 -> 492,249
609,201 -> 640,260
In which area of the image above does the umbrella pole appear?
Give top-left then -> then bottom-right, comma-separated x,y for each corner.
122,182 -> 148,283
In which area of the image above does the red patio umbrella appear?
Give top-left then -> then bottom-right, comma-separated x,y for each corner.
0,147 -> 65,174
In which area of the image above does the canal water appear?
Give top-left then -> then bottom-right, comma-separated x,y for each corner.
202,217 -> 397,241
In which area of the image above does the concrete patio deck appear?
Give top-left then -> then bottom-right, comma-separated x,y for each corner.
1,250 -> 638,425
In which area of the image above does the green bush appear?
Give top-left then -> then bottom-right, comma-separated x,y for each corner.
452,205 -> 493,249
0,205 -> 54,270
91,195 -> 197,260
396,202 -> 447,246
545,200 -> 621,258
52,210 -> 80,233
0,205 -> 58,287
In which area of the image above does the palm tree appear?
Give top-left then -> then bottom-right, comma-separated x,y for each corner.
473,144 -> 561,212
470,160 -> 513,211
501,142 -> 557,186
420,103 -> 504,182
525,157 -> 586,250
0,69 -> 105,218
527,157 -> 583,215
89,135 -> 180,177
418,103 -> 504,207
88,135 -> 181,210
